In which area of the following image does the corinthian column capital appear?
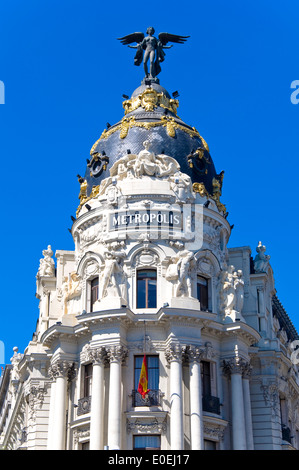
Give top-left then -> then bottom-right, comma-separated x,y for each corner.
48,361 -> 77,381
165,343 -> 185,363
82,344 -> 108,365
107,345 -> 128,364
222,357 -> 248,376
185,345 -> 204,363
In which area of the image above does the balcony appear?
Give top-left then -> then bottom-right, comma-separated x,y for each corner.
202,395 -> 221,415
132,389 -> 163,407
77,396 -> 91,415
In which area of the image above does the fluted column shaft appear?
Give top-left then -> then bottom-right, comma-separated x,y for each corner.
47,379 -> 56,449
48,361 -> 76,450
223,357 -> 247,450
166,344 -> 184,450
242,364 -> 254,450
107,346 -> 127,450
188,346 -> 204,450
89,347 -> 107,450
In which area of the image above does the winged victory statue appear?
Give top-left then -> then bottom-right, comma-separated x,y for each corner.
117,27 -> 189,80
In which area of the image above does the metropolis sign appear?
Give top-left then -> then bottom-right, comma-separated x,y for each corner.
106,202 -> 203,249
109,209 -> 182,230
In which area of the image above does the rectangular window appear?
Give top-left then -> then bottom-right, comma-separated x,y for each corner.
90,277 -> 99,312
81,441 -> 90,450
134,355 -> 159,390
83,363 -> 93,397
133,355 -> 160,406
201,361 -> 211,397
133,435 -> 161,450
204,439 -> 217,450
197,276 -> 209,311
137,270 -> 157,308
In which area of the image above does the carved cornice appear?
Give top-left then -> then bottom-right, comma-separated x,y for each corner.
126,417 -> 167,434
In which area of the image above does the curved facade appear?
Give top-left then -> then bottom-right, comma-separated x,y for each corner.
1,73 -> 299,451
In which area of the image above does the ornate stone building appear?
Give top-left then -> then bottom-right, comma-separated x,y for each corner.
1,34 -> 299,450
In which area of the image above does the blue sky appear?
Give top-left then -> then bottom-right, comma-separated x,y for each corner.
0,0 -> 298,365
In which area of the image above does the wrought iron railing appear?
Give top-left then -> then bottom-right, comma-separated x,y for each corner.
132,389 -> 163,407
77,396 -> 91,415
202,395 -> 221,415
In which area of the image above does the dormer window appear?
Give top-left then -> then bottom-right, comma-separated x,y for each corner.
137,269 -> 157,308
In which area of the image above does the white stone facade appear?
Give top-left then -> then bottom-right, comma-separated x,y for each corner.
1,102 -> 299,452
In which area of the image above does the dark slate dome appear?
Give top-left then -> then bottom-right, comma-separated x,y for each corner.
83,81 -> 219,197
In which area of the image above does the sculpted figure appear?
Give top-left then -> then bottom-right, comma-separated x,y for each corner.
61,272 -> 82,315
166,250 -> 194,297
254,241 -> 270,273
99,250 -> 126,299
118,28 -> 189,79
234,269 -> 244,313
220,265 -> 236,317
134,140 -> 158,177
37,245 -> 55,277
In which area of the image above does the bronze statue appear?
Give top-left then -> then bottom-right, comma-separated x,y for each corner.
118,27 -> 189,79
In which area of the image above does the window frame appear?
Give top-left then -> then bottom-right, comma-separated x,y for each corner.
136,268 -> 157,309
197,275 -> 210,312
88,276 -> 99,312
133,434 -> 161,450
134,355 -> 159,391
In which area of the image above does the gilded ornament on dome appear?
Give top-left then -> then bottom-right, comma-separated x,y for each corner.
122,88 -> 179,116
76,184 -> 101,217
193,182 -> 209,197
78,179 -> 88,203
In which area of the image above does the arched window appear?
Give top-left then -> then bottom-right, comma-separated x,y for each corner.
137,269 -> 157,308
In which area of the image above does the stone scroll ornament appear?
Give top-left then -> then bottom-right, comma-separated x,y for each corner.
118,27 -> 189,80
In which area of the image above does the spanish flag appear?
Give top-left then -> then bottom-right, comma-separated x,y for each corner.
138,354 -> 150,398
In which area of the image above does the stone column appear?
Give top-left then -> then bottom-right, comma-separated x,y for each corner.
242,362 -> 254,450
188,346 -> 204,450
107,345 -> 128,450
47,378 -> 56,449
223,357 -> 247,450
89,347 -> 107,450
165,344 -> 184,450
47,361 -> 76,450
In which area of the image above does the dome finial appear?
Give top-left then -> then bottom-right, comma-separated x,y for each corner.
117,28 -> 189,82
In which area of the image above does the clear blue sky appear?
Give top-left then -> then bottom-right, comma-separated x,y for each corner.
0,0 -> 298,365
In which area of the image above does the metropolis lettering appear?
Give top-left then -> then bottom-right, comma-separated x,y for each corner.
110,210 -> 182,229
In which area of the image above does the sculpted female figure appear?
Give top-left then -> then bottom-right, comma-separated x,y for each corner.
118,28 -> 189,79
